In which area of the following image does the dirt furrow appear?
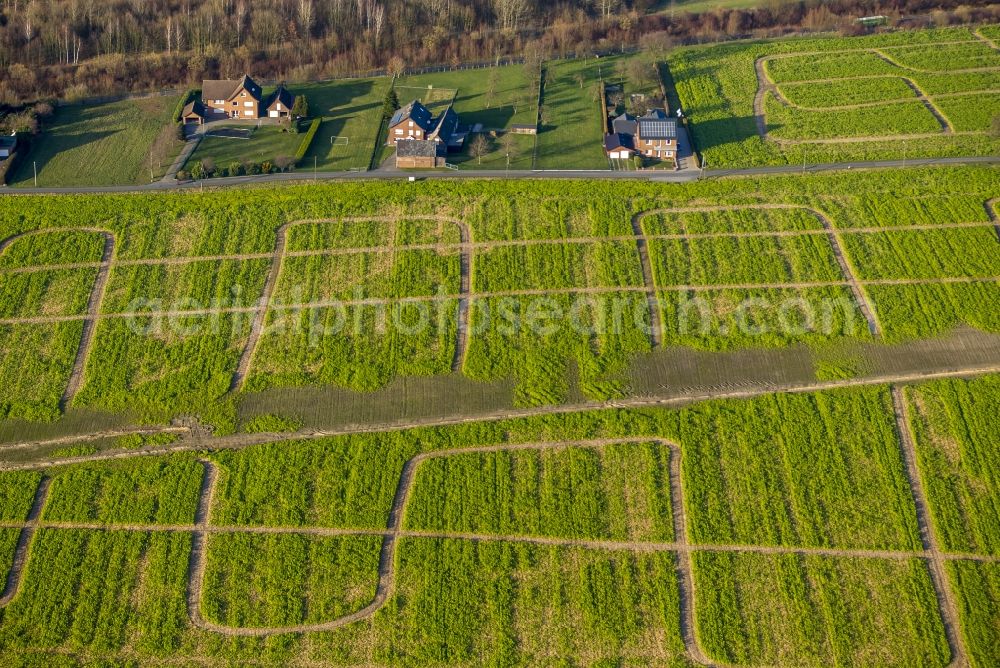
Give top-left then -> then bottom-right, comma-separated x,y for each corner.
890,386 -> 968,668
986,198 -> 999,242
60,232 -> 115,409
630,212 -> 663,346
0,476 -> 50,606
900,77 -> 953,133
810,209 -> 881,335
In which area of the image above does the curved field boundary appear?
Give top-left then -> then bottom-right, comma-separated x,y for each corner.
752,40 -> 1000,145
0,227 -> 116,409
0,220 -> 996,277
975,27 -> 1000,51
181,441 -> 712,663
4,427 -> 993,667
230,216 -> 472,391
633,204 -> 881,336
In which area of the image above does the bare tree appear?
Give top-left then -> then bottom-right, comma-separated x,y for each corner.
469,133 -> 490,165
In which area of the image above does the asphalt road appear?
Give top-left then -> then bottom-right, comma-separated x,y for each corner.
3,155 -> 998,195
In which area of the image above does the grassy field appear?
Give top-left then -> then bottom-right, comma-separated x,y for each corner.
11,95 -> 184,187
906,376 -> 1000,555
671,25 -> 1000,167
298,77 -> 391,171
185,124 -> 302,170
0,167 -> 997,423
535,57 -> 610,169
0,382 -> 997,664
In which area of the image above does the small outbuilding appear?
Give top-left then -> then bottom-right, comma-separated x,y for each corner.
395,139 -> 445,169
0,132 -> 16,159
181,99 -> 210,126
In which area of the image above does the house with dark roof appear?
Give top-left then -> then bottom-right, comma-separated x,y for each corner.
388,99 -> 467,167
604,108 -> 677,163
264,85 -> 294,119
201,75 -> 265,120
181,99 -> 210,126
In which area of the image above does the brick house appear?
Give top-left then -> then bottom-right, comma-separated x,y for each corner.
388,99 -> 467,168
201,75 -> 265,120
604,109 -> 677,163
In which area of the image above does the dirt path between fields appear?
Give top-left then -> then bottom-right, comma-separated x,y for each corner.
986,198 -> 999,242
229,216 -> 473,391
975,28 -> 1000,51
890,386 -> 968,668
0,476 -> 49,606
630,211 -> 663,347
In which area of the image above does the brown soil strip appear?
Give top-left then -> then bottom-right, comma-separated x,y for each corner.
0,476 -> 50,606
986,198 -> 999,243
0,425 -> 189,452
890,386 -> 968,668
3,363 -> 1000,473
630,211 -> 663,347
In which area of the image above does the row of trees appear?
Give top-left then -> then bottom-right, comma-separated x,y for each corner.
1,0 -> 999,106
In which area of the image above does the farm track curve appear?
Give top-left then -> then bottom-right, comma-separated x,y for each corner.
4,432 -> 999,664
230,216 -> 473,392
986,198 -> 999,242
752,39 -> 1000,145
0,476 -> 49,606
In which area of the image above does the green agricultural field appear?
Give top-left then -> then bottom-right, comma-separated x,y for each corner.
405,441 -> 674,541
906,376 -> 1000,555
0,167 -> 995,424
0,379 -> 998,664
679,387 -> 921,550
10,95 -> 184,187
201,533 -> 382,628
671,25 -> 1000,167
43,458 -> 203,525
693,552 -> 949,666
948,560 -> 1000,668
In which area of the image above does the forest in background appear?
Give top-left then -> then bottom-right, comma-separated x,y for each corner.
1,0 -> 1000,106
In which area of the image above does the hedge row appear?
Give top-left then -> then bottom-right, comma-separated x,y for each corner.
294,118 -> 323,165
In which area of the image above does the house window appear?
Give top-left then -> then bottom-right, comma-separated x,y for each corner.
244,101 -> 253,107
241,92 -> 247,97
214,99 -> 224,104
276,103 -> 282,110
415,131 -> 421,138
409,121 -> 414,127
395,129 -> 403,135
666,151 -> 674,157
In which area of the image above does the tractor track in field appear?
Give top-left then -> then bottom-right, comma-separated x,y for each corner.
890,386 -> 968,668
630,211 -> 663,346
975,27 -> 1000,51
0,476 -> 49,606
6,435 -> 1000,658
0,275 -> 997,327
0,227 -> 117,410
986,198 -> 999,242
1,220 -> 996,277
229,216 -> 472,392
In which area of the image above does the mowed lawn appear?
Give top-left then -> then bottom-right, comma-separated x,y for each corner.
298,78 -> 391,171
186,124 -> 303,169
11,95 -> 183,187
535,58 -> 610,170
395,64 -> 538,129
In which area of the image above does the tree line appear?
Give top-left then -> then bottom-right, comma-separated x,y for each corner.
1,0 -> 999,106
